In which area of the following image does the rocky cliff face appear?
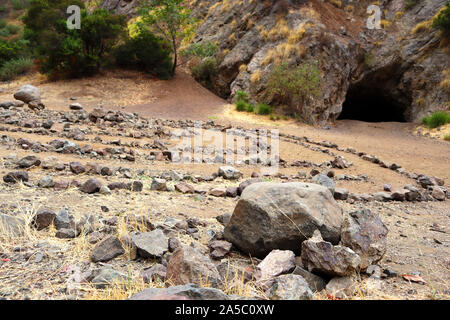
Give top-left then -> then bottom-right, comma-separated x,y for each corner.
94,0 -> 449,124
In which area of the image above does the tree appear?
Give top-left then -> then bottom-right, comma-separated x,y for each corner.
139,0 -> 195,77
266,60 -> 321,116
23,0 -> 125,77
433,2 -> 450,34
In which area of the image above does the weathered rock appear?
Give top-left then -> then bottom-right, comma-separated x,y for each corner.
151,178 -> 167,191
14,84 -> 41,104
215,213 -> 231,226
90,236 -> 125,263
69,103 -> 83,110
91,267 -> 127,289
326,276 -> 357,299
224,182 -> 343,257
373,192 -> 392,202
208,240 -> 232,259
166,245 -> 222,288
53,208 -> 75,230
269,274 -> 313,300
175,182 -> 195,194
311,174 -> 335,195
32,208 -> 56,230
129,284 -> 228,300
340,209 -> 388,270
218,166 -> 242,180
430,186 -> 445,201
141,264 -> 167,283
69,162 -> 86,174
334,188 -> 349,200
17,155 -> 40,168
237,178 -> 263,195
301,231 -> 361,277
131,229 -> 168,258
225,186 -> 238,197
209,188 -> 226,197
38,176 -> 54,188
55,228 -> 77,239
3,171 -> 29,183
79,178 -> 102,194
257,250 -> 296,282
292,266 -> 326,292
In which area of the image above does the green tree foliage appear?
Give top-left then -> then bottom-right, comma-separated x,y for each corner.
266,60 -> 321,116
140,0 -> 195,76
114,27 -> 173,80
433,2 -> 450,33
23,0 -> 125,77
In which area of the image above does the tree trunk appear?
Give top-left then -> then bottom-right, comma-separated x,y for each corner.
171,35 -> 177,77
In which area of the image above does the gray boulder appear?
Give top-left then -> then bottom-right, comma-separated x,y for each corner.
311,174 -> 335,195
14,84 -> 41,104
224,182 -> 343,257
218,166 -> 242,180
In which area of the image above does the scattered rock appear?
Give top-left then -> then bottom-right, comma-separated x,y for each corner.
79,178 -> 102,194
269,274 -> 313,300
3,171 -> 29,184
257,250 -> 296,282
340,209 -> 388,270
129,284 -> 228,300
141,264 -> 167,283
218,166 -> 242,180
311,174 -> 335,195
166,245 -> 222,288
90,236 -> 125,263
17,155 -> 40,168
208,240 -> 232,259
32,208 -> 56,230
301,231 -> 361,277
326,276 -> 357,299
131,229 -> 168,259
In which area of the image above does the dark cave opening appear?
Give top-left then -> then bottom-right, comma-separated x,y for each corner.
338,87 -> 407,122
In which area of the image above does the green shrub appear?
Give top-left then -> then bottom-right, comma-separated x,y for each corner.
24,1 -> 125,77
235,90 -> 249,102
235,100 -> 247,112
245,103 -> 255,112
114,28 -> 173,79
6,24 -> 21,35
183,41 -> 217,58
433,2 -> 450,33
12,0 -> 29,10
0,38 -> 27,66
266,60 -> 321,116
0,57 -> 33,80
444,134 -> 450,141
0,20 -> 7,29
256,102 -> 273,115
421,111 -> 450,128
0,28 -> 10,38
191,57 -> 218,89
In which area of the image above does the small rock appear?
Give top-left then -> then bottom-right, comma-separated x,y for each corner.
90,236 -> 125,263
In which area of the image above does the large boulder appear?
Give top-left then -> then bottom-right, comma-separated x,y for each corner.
14,85 -> 41,104
224,182 -> 343,258
340,209 -> 388,270
131,229 -> 168,259
166,245 -> 222,288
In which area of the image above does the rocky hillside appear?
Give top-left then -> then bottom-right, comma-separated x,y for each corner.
98,0 -> 449,125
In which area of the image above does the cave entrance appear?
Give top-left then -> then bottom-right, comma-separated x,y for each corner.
338,86 -> 407,122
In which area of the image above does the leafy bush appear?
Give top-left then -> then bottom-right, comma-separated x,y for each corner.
12,0 -> 30,10
183,41 -> 217,58
191,57 -> 218,90
235,100 -> 247,112
421,111 -> 450,128
114,28 -> 173,80
23,1 -> 125,77
235,90 -> 249,102
256,103 -> 273,115
433,2 -> 450,33
0,20 -> 7,29
266,60 -> 321,116
6,24 -> 21,35
246,103 -> 255,112
444,134 -> 450,141
0,38 -> 28,66
0,57 -> 33,80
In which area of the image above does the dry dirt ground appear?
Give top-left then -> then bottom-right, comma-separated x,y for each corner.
0,70 -> 448,300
